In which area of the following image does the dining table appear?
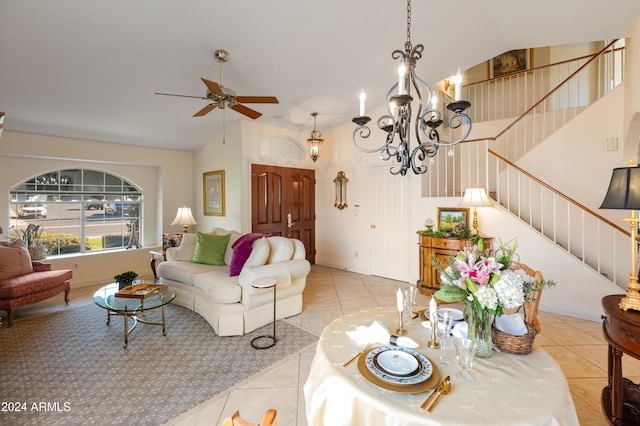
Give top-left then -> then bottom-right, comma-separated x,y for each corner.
303,307 -> 579,426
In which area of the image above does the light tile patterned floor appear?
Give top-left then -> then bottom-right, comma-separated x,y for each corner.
8,265 -> 629,425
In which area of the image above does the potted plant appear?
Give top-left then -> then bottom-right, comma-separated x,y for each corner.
11,224 -> 46,260
114,271 -> 138,289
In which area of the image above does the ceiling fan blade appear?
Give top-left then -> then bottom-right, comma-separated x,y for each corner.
236,96 -> 279,104
201,78 -> 224,97
193,104 -> 217,117
231,103 -> 262,119
155,92 -> 208,100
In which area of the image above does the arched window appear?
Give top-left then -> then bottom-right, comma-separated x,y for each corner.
9,169 -> 142,256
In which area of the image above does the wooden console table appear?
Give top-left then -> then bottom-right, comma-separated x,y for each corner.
602,294 -> 640,425
417,236 -> 490,294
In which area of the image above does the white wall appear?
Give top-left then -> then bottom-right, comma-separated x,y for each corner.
0,130 -> 193,287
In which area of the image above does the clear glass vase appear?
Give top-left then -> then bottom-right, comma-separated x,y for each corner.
466,302 -> 493,358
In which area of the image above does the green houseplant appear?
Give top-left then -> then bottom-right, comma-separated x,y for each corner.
114,271 -> 138,289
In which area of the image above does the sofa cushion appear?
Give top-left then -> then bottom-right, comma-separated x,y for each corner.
194,269 -> 242,304
0,269 -> 73,298
291,239 -> 306,260
157,260 -> 217,286
244,237 -> 270,269
175,233 -> 197,261
192,232 -> 230,266
267,236 -> 294,263
0,244 -> 33,280
212,228 -> 242,266
230,233 -> 267,276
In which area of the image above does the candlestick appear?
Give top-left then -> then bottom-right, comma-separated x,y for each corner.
359,90 -> 366,116
396,288 -> 404,312
396,310 -> 407,336
454,68 -> 462,101
398,64 -> 406,95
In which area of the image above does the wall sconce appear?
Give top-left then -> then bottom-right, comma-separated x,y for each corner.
334,171 -> 348,210
0,112 -> 4,140
307,112 -> 323,162
171,206 -> 197,233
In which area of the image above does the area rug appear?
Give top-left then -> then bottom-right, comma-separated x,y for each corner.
0,303 -> 318,425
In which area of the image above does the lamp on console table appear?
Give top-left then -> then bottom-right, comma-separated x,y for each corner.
171,206 -> 197,233
600,161 -> 640,311
459,186 -> 493,234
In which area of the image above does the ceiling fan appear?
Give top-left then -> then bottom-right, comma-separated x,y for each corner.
155,49 -> 279,119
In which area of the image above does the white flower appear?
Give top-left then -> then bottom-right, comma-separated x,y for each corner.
494,270 -> 525,309
475,286 -> 498,311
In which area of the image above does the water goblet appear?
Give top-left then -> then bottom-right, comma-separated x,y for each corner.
454,337 -> 477,381
402,286 -> 418,327
436,311 -> 453,365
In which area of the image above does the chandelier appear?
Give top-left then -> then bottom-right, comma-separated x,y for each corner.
352,0 -> 472,176
308,112 -> 324,162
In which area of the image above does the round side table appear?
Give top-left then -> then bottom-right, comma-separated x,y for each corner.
250,277 -> 277,349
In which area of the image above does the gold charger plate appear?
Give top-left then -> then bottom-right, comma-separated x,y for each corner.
357,347 -> 440,394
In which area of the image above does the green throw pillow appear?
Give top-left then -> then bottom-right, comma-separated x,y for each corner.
191,232 -> 230,266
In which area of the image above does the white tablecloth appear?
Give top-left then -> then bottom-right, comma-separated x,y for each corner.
304,307 -> 579,426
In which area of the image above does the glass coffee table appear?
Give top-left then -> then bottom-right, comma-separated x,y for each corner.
93,282 -> 176,348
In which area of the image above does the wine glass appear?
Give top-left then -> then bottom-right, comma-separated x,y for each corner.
436,311 -> 453,365
454,337 -> 477,381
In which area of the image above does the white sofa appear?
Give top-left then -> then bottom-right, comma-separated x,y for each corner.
157,228 -> 310,336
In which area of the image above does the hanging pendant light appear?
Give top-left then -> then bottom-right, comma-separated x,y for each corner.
352,0 -> 472,176
308,112 -> 324,162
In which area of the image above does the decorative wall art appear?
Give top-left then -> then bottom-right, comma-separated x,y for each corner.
203,170 -> 225,216
490,49 -> 530,78
436,207 -> 469,230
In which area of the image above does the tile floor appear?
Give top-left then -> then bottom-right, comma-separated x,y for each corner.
6,265 -> 633,425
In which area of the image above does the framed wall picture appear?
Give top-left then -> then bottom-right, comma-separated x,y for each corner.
490,49 -> 530,78
437,207 -> 469,230
203,170 -> 225,216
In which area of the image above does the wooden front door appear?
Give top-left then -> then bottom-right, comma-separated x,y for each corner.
251,164 -> 316,263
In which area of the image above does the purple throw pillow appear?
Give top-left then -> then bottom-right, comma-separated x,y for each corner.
229,240 -> 252,276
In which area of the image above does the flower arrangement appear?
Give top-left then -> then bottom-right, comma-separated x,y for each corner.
433,239 -> 556,357
417,223 -> 478,240
11,224 -> 43,248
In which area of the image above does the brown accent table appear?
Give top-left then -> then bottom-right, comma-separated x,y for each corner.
601,294 -> 640,425
150,250 -> 166,281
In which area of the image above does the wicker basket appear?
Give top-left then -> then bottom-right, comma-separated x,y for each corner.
492,322 -> 538,355
491,262 -> 543,355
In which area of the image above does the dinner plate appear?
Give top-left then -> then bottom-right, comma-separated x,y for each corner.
423,307 -> 464,322
358,348 -> 440,393
364,346 -> 433,385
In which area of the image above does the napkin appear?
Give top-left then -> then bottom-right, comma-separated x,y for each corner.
495,313 -> 528,336
451,321 -> 468,339
346,320 -> 419,348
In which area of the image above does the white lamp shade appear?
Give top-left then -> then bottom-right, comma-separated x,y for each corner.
459,188 -> 493,208
171,206 -> 197,226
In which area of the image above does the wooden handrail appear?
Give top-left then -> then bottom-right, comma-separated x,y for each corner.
488,149 -> 631,238
459,40 -> 622,147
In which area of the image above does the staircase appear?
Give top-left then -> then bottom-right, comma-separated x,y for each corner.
424,39 -> 630,288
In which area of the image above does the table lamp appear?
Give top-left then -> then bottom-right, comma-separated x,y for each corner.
171,206 -> 197,233
459,187 -> 493,234
600,161 -> 640,311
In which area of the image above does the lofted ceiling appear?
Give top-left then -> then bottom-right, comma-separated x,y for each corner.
1,0 -> 639,151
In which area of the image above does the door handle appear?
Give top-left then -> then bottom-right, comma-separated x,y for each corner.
287,213 -> 295,228
370,224 -> 376,229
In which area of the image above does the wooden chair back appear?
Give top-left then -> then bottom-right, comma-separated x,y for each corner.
221,409 -> 277,426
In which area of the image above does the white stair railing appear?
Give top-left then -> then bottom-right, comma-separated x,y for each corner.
422,40 -> 628,287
